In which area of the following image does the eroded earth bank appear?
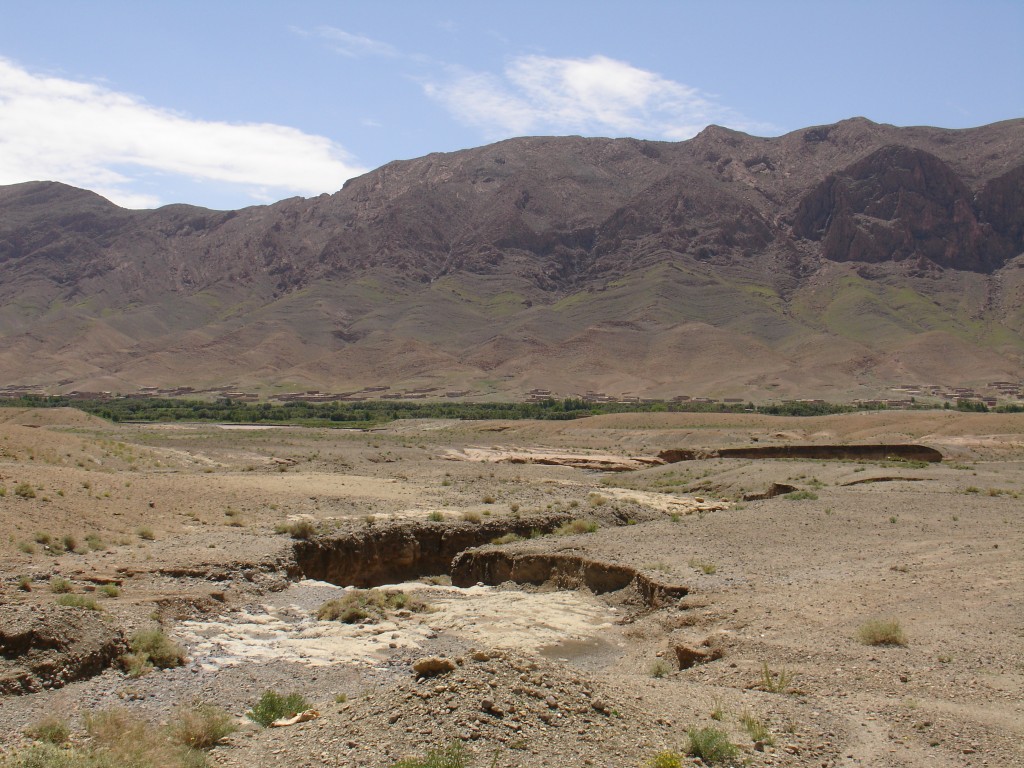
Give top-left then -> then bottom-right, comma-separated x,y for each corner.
0,408 -> 1022,767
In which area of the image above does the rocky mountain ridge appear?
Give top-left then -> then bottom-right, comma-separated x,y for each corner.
1,117 -> 1022,398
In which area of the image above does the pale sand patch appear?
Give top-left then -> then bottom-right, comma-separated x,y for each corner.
215,472 -> 420,501
444,446 -> 660,470
599,487 -> 730,514
178,580 -> 617,670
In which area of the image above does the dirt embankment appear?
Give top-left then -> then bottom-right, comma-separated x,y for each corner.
659,443 -> 943,463
451,549 -> 688,608
290,515 -> 573,587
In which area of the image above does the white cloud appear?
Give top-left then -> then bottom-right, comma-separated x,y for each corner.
310,26 -> 399,58
425,54 -> 771,141
0,58 -> 366,208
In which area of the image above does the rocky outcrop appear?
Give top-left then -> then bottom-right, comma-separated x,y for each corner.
450,549 -> 688,608
659,444 -> 942,463
291,515 -> 572,587
0,604 -> 126,694
793,146 -> 1020,272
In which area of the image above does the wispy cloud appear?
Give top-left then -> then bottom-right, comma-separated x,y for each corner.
425,55 -> 771,141
308,26 -> 400,58
0,58 -> 366,208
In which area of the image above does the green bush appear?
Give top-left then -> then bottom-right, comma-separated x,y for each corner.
246,690 -> 311,727
857,618 -> 907,646
122,629 -> 186,676
686,727 -> 739,765
317,589 -> 429,624
649,751 -> 684,768
14,483 -> 36,499
554,518 -> 599,536
24,717 -> 70,746
168,703 -> 237,750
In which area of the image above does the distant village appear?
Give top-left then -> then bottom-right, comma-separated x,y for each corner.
2,381 -> 1023,410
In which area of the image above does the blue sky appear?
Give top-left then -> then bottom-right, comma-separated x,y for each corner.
1,1 -> 1020,209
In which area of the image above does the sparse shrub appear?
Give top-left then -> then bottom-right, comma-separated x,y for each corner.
14,483 -> 36,499
85,534 -> 106,551
688,557 -> 716,575
588,492 -> 608,507
334,693 -> 348,704
857,618 -> 907,646
274,519 -> 316,539
122,629 -> 186,676
669,513 -> 682,523
34,532 -> 52,545
391,741 -> 470,768
686,726 -> 738,764
0,486 -> 5,497
964,486 -> 980,494
17,541 -> 36,554
137,526 -> 156,541
491,533 -> 522,545
481,495 -> 495,504
56,594 -> 100,610
649,659 -> 672,679
427,511 -> 444,522
509,503 -> 520,513
169,703 -> 238,750
49,576 -> 72,594
649,751 -> 684,768
759,662 -> 795,693
24,717 -> 70,746
317,589 -> 430,624
554,518 -> 599,536
247,690 -> 311,727
61,534 -> 78,553
461,510 -> 482,523
784,490 -> 818,501
99,584 -> 120,598
18,575 -> 32,591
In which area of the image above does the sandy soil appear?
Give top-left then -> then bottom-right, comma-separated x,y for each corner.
0,410 -> 1021,767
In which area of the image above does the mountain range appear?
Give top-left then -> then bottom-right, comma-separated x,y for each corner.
1,116 -> 1022,400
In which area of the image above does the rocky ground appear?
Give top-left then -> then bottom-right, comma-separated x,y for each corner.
0,408 -> 1022,767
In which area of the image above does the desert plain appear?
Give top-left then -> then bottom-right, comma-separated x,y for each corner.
0,406 -> 1021,767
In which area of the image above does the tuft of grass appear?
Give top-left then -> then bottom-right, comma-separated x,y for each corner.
247,690 -> 311,728
461,510 -> 482,523
709,698 -> 725,721
168,703 -> 238,750
136,526 -> 156,541
49,576 -> 73,594
14,482 -> 36,499
554,518 -> 599,536
18,575 -> 32,591
857,618 -> 908,646
24,717 -> 71,746
18,541 -> 36,555
759,662 -> 795,693
588,492 -> 608,507
274,519 -> 317,539
60,535 -> 78,553
122,629 -> 186,676
481,495 -> 496,505
427,511 -> 445,522
391,741 -> 470,768
56,594 -> 100,610
784,490 -> 818,501
491,533 -> 523,545
317,589 -> 430,624
964,486 -> 980,494
649,659 -> 672,679
85,534 -> 107,551
740,710 -> 774,744
99,584 -> 121,598
686,726 -> 739,765
688,557 -> 716,575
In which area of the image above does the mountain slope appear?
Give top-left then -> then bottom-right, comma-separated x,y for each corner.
1,117 -> 1022,399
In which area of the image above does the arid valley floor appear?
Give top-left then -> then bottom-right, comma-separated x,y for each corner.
0,407 -> 1021,767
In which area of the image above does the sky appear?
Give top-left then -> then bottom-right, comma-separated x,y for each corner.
0,1 -> 1020,210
